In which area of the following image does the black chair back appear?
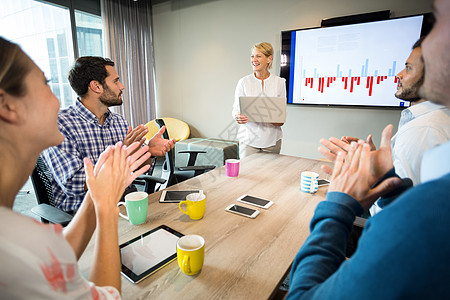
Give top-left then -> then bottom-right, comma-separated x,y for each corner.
155,119 -> 178,188
30,156 -> 73,226
30,156 -> 56,207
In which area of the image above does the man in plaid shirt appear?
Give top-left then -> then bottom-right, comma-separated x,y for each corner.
43,57 -> 175,212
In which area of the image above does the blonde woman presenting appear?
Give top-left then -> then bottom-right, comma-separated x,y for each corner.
232,42 -> 286,158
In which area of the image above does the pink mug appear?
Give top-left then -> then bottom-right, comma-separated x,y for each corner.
225,159 -> 240,177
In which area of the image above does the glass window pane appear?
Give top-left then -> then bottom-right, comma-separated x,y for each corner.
0,0 -> 76,107
75,10 -> 103,57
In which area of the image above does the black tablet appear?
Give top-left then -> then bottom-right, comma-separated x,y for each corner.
119,225 -> 184,283
159,190 -> 203,203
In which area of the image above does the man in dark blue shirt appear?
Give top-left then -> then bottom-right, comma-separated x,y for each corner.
287,1 -> 450,298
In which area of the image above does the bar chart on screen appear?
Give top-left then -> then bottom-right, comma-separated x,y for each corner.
302,59 -> 400,98
290,15 -> 423,107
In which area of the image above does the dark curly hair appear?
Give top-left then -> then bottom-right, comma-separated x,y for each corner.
68,56 -> 115,98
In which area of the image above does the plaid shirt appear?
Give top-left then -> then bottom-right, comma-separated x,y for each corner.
42,100 -> 128,212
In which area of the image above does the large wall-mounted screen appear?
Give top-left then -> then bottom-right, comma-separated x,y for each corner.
281,14 -> 429,108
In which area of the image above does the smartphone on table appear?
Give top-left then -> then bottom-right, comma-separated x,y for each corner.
236,194 -> 273,209
225,204 -> 260,219
317,179 -> 330,187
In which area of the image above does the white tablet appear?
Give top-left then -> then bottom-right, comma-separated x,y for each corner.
239,96 -> 287,123
119,225 -> 184,284
159,190 -> 203,203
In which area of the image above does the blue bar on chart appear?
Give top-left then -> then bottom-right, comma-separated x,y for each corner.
303,69 -> 306,78
388,60 -> 397,76
348,69 -> 352,77
337,64 -> 340,78
364,59 -> 369,77
314,68 -> 317,78
374,70 -> 378,77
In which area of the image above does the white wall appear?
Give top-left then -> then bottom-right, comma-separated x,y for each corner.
151,0 -> 432,159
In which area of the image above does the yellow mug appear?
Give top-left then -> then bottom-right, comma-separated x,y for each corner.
179,192 -> 206,220
177,235 -> 205,275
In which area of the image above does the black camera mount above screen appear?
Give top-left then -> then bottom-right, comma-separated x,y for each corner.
321,10 -> 391,27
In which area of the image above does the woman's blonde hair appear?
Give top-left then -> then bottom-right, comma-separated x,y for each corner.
252,42 -> 274,69
0,37 -> 32,97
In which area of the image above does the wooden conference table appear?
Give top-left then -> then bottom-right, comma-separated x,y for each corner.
79,153 -> 331,299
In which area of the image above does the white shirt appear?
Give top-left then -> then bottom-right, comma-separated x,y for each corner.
391,101 -> 450,185
232,73 -> 286,148
421,141 -> 450,183
370,101 -> 450,215
0,208 -> 120,300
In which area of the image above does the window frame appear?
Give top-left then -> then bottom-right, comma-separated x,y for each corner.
37,0 -> 101,59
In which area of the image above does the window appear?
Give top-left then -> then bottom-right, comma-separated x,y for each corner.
0,0 -> 103,108
75,10 -> 103,57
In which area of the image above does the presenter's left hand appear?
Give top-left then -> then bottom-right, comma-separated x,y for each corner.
236,114 -> 248,124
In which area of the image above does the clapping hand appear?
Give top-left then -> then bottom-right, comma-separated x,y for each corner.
319,124 -> 395,187
147,126 -> 176,157
341,134 -> 376,151
123,125 -> 148,148
84,142 -> 151,211
328,141 -> 401,210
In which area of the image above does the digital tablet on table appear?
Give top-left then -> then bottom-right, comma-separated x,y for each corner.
159,190 -> 203,203
119,225 -> 184,284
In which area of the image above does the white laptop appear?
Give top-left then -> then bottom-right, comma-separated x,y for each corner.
239,96 -> 287,123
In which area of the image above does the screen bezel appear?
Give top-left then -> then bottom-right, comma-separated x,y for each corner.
280,13 -> 433,109
159,190 -> 203,203
119,225 -> 184,283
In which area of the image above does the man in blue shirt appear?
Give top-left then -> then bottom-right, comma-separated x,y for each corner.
287,0 -> 450,298
43,57 -> 175,212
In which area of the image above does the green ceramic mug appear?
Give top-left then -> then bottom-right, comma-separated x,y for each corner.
117,191 -> 148,225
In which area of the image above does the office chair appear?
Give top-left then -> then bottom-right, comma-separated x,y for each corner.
144,117 -> 190,142
154,119 -> 215,189
30,156 -> 73,226
133,158 -> 167,193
